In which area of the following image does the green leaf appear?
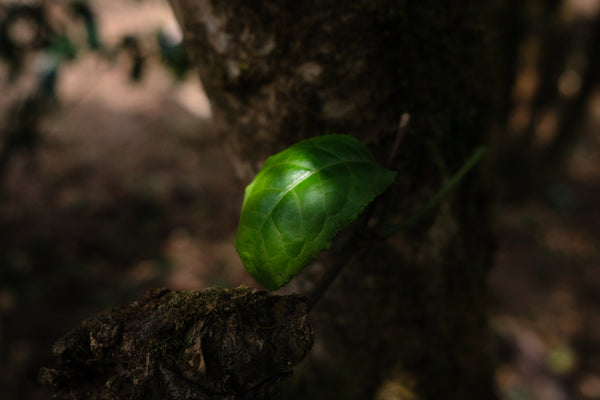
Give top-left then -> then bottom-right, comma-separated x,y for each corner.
71,1 -> 101,50
235,134 -> 396,290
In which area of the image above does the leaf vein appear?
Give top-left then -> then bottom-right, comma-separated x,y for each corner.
259,159 -> 373,225
292,188 -> 304,242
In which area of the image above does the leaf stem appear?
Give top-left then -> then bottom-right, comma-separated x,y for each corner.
381,146 -> 486,238
307,146 -> 486,310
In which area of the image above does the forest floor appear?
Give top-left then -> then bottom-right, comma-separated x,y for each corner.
490,116 -> 600,400
1,1 -> 599,400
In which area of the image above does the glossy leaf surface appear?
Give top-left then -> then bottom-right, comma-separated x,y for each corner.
235,135 -> 396,290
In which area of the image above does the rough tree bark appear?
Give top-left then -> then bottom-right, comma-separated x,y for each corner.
42,1 -> 500,399
167,1 -> 498,399
40,288 -> 313,399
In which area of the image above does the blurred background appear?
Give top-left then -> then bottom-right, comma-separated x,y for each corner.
0,0 -> 599,399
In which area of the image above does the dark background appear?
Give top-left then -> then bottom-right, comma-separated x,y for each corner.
0,1 -> 599,399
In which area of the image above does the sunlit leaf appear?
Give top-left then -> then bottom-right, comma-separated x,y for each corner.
235,134 -> 396,290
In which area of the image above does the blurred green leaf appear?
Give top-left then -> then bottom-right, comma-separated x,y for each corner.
156,30 -> 190,81
121,35 -> 145,82
48,34 -> 77,61
235,135 -> 396,290
70,1 -> 100,50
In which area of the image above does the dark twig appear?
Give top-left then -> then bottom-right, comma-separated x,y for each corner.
306,240 -> 362,312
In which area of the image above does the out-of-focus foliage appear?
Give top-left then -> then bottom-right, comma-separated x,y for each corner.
0,4 -> 200,399
495,0 -> 600,200
0,0 -> 192,181
157,29 -> 191,81
70,1 -> 100,50
120,34 -> 146,82
0,1 -> 191,88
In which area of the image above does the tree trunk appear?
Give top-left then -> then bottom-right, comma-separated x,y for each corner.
169,1 -> 498,399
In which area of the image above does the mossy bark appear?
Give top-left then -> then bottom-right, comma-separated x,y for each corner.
169,1 -> 498,399
40,288 -> 312,399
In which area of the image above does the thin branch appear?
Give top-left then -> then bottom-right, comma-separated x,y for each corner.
306,243 -> 362,312
308,115 -> 412,310
382,146 -> 486,238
